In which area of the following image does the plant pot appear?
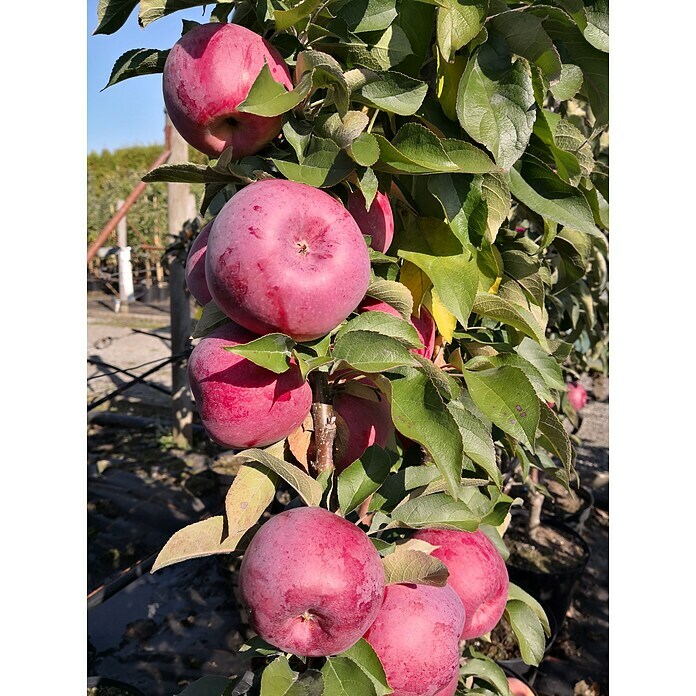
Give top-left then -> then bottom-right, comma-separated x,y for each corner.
500,664 -> 539,696
541,482 -> 595,530
505,516 -> 591,631
87,676 -> 146,696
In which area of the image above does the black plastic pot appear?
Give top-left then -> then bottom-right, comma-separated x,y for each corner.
87,676 -> 147,696
500,664 -> 539,695
498,601 -> 558,685
506,518 -> 591,631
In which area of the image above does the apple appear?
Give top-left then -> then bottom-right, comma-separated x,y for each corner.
508,677 -> 536,696
332,387 -> 393,472
364,583 -> 465,696
239,507 -> 385,656
185,222 -> 213,306
187,322 -> 312,448
163,23 -> 292,158
206,179 -> 371,341
413,528 -> 509,640
434,673 -> 459,696
567,382 -> 588,411
347,189 -> 394,253
358,298 -> 436,360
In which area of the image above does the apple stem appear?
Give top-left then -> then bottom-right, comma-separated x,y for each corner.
309,371 -> 336,478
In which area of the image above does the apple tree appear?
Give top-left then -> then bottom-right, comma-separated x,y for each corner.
95,0 -> 609,693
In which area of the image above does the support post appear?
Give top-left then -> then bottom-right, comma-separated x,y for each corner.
167,114 -> 197,448
116,200 -> 135,313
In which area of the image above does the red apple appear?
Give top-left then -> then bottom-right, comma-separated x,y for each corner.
185,221 -> 213,306
567,382 -> 588,411
347,189 -> 395,253
206,179 -> 371,341
187,322 -> 312,448
414,528 -> 509,640
434,673 -> 459,696
359,298 -> 436,360
239,507 -> 385,656
364,583 -> 465,696
508,677 -> 536,696
162,23 -> 292,158
332,388 -> 393,472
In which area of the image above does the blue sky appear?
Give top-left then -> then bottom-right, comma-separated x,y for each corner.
87,0 -> 210,153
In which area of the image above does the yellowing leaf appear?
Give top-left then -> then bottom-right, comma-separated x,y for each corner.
426,288 -> 456,343
399,260 -> 431,311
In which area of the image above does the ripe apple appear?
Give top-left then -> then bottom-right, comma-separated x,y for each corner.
206,179 -> 371,341
359,298 -> 436,360
508,677 -> 536,696
185,222 -> 213,306
347,189 -> 394,253
567,382 -> 588,411
187,322 -> 312,448
332,387 -> 393,472
434,673 -> 459,696
414,528 -> 509,640
163,23 -> 293,158
239,507 -> 385,656
364,583 -> 465,696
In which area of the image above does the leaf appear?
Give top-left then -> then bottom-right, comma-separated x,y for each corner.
337,311 -> 423,349
459,657 -> 510,695
369,464 -> 441,512
351,134 -> 381,166
274,137 -> 354,188
357,165 -> 380,204
505,600 -> 546,666
447,400 -> 499,486
373,123 -> 496,175
318,111 -> 369,148
237,65 -> 312,117
456,42 -> 536,170
550,62 -> 583,101
583,0 -> 609,52
537,400 -> 573,474
261,656 -> 323,695
427,289 -> 457,343
337,0 -> 398,33
236,449 -> 324,506
345,24 -> 414,71
103,47 -> 169,90
399,250 -> 478,326
382,369 -> 464,497
413,354 -> 460,400
338,446 -> 392,514
462,366 -> 540,449
333,330 -> 419,372
138,0 -> 231,27
382,548 -> 449,586
489,11 -> 562,82
436,0 -> 487,62
175,676 -> 235,696
507,583 -> 551,636
473,291 -> 548,345
390,492 -> 480,531
515,337 -> 565,392
94,0 -> 138,35
224,333 -> 295,374
509,163 -> 596,239
192,301 -> 230,339
296,50 -> 351,116
274,0 -> 323,31
337,640 -> 392,695
357,71 -> 428,116
322,639 -> 392,696
436,53 -> 467,121
364,279 -> 414,319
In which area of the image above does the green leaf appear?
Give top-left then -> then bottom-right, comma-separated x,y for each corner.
505,600 -> 546,666
357,165 -> 380,202
489,11 -> 562,82
333,331 -> 419,372
508,159 -> 599,237
338,446 -> 392,514
261,656 -> 323,695
446,400 -> 499,486
345,24 -> 414,71
472,292 -> 547,346
382,547 -> 450,586
413,355 -> 461,400
390,492 -> 480,531
365,278 -> 413,321
337,0 -> 398,33
583,0 -> 609,52
138,0 -> 232,27
338,640 -> 391,695
274,0 -> 323,31
357,71 -> 428,116
399,250 -> 478,326
436,0 -> 487,62
192,301 -> 230,339
350,134 -> 381,166
382,369 -> 464,497
237,65 -> 312,117
515,337 -> 565,393
460,657 -> 511,695
236,449 -> 324,506
550,62 -> 583,101
94,0 -> 138,35
338,311 -> 423,349
273,137 -> 354,187
369,464 -> 442,512
456,42 -> 536,170
374,123 -> 496,175
507,583 -> 551,636
224,333 -> 295,374
283,116 -> 312,160
462,366 -> 540,449
537,400 -> 573,475
317,111 -> 369,148
296,50 -> 351,116
322,640 -> 391,696
175,676 -> 235,696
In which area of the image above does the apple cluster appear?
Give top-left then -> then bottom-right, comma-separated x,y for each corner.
164,21 -> 510,694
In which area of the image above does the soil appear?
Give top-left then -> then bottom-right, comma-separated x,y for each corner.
544,480 -> 587,517
472,616 -> 525,661
506,521 -> 588,574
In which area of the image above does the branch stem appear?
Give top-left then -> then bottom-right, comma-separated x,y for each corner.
309,372 -> 336,478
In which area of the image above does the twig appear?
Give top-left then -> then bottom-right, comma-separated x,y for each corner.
309,372 -> 336,477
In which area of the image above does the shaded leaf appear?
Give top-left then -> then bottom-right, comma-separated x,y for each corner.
437,0 -> 487,62
505,600 -> 546,666
103,48 -> 169,89
364,278 -> 414,319
94,0 -> 138,34
338,446 -> 392,514
224,333 -> 295,374
382,548 -> 450,586
333,331 -> 419,372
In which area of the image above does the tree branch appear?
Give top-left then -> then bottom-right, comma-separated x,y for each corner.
309,372 -> 336,478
